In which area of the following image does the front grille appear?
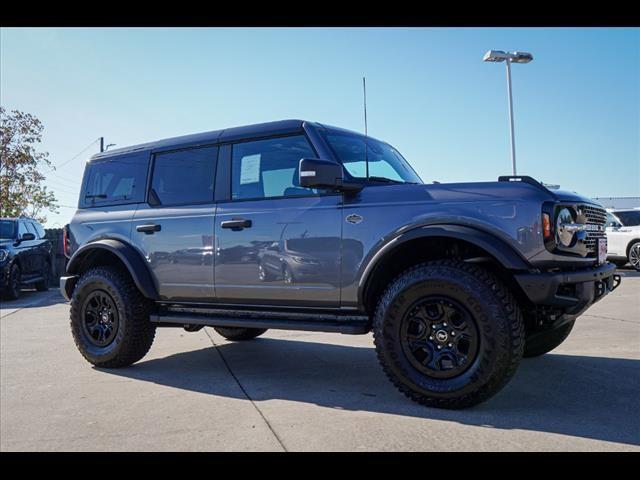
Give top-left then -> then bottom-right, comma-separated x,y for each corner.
579,204 -> 607,256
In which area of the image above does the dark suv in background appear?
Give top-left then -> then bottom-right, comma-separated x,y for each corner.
61,119 -> 619,409
1,217 -> 52,300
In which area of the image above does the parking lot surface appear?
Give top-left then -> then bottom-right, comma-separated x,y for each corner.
1,270 -> 639,451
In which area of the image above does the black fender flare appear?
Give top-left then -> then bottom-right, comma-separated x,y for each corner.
358,224 -> 531,308
66,239 -> 159,300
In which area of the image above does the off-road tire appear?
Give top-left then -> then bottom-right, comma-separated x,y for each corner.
213,327 -> 268,341
373,260 -> 525,409
523,319 -> 575,358
35,261 -> 50,291
3,264 -> 21,300
70,266 -> 156,368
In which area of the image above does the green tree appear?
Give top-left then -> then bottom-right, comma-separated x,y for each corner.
0,107 -> 58,223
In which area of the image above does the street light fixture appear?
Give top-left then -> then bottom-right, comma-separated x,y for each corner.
483,50 -> 533,176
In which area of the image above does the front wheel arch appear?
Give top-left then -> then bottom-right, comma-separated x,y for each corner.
359,225 -> 531,314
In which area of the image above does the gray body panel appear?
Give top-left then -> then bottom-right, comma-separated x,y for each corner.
214,195 -> 342,307
66,119 -> 609,314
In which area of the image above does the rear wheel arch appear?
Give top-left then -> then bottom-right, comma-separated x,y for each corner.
626,239 -> 640,257
359,225 -> 531,315
67,239 -> 159,300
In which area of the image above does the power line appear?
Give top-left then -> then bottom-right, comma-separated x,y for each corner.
45,138 -> 100,173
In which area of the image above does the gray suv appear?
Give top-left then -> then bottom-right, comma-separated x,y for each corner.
61,120 -> 620,409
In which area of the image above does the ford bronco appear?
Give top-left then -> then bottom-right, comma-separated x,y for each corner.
60,120 -> 620,408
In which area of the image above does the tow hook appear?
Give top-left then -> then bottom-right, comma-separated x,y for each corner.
595,274 -> 621,300
612,274 -> 622,291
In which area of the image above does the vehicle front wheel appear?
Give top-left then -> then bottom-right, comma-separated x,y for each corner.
70,266 -> 156,368
628,241 -> 640,271
373,260 -> 524,409
213,327 -> 268,341
35,261 -> 50,291
3,264 -> 21,300
523,319 -> 575,358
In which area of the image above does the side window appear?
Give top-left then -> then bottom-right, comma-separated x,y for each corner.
17,222 -> 29,238
231,135 -> 322,201
25,222 -> 37,236
150,146 -> 218,206
81,153 -> 149,207
605,213 -> 620,228
33,222 -> 46,239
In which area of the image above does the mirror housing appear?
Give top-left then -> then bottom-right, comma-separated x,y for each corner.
298,158 -> 361,193
21,232 -> 36,241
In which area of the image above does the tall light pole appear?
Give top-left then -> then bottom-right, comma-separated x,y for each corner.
483,50 -> 533,176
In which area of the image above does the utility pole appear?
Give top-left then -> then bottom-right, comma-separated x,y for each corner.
99,137 -> 104,153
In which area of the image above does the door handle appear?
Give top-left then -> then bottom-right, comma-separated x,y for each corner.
136,224 -> 161,234
221,218 -> 252,230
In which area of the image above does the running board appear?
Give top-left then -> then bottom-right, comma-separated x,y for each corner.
152,310 -> 370,335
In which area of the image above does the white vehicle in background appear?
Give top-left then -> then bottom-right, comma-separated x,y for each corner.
605,208 -> 640,271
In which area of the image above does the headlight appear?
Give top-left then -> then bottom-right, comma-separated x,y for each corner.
0,250 -> 8,262
556,208 -> 577,247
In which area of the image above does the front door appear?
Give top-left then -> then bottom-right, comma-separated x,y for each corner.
214,135 -> 342,307
132,145 -> 218,302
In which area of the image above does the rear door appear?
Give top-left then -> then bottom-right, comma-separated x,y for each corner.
132,145 -> 218,302
214,134 -> 343,307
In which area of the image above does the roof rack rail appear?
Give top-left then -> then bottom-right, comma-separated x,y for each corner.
498,175 -> 554,195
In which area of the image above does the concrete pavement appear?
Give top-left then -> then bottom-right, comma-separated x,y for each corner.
1,270 -> 638,451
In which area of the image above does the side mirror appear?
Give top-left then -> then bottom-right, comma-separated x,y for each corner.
21,232 -> 36,241
298,158 -> 361,193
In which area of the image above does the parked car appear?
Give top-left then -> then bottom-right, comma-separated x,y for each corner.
1,217 -> 53,300
257,237 -> 341,284
60,119 -> 620,409
605,208 -> 640,271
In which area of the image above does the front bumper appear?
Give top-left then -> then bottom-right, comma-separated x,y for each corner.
514,262 -> 621,316
60,275 -> 79,301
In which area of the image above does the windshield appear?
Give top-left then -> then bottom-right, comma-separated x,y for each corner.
322,130 -> 422,184
0,220 -> 16,240
614,211 -> 640,226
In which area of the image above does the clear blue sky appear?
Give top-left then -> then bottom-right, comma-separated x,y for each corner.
1,27 -> 638,227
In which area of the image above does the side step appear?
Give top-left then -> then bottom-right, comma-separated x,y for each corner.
152,308 -> 371,335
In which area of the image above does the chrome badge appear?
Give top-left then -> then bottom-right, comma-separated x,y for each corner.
346,214 -> 363,224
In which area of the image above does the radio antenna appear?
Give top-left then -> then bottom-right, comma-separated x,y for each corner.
363,76 -> 369,178
363,76 -> 368,136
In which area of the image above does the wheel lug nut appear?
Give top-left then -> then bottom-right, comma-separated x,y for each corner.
448,343 -> 453,348
443,323 -> 447,327
428,336 -> 434,340
451,332 -> 456,336
437,345 -> 442,350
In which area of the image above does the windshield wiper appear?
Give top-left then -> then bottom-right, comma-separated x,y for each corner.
368,176 -> 405,184
368,176 -> 419,185
85,194 -> 107,199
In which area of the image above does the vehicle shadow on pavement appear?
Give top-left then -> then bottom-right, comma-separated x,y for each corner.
104,337 -> 640,447
0,290 -> 66,312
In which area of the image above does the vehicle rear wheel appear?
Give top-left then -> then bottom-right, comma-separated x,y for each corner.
35,261 -> 50,291
373,260 -> 524,409
213,327 -> 268,341
523,319 -> 575,358
3,264 -> 21,300
70,266 -> 156,368
628,241 -> 640,271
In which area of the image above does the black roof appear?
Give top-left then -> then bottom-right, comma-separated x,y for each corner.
90,119 -> 309,161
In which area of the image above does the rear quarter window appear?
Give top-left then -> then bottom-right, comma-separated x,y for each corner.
80,152 -> 150,208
